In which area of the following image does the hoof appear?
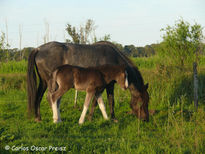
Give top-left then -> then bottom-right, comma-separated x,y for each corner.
35,117 -> 41,122
149,110 -> 156,116
111,118 -> 118,123
79,119 -> 84,125
87,116 -> 92,122
53,119 -> 62,123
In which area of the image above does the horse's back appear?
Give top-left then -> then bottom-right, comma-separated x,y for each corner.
34,42 -> 125,79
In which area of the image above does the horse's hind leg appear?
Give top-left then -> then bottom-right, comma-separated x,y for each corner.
35,80 -> 47,122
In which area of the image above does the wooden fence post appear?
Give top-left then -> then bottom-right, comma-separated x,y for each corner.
193,62 -> 198,111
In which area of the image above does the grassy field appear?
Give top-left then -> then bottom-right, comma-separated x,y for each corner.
0,57 -> 205,153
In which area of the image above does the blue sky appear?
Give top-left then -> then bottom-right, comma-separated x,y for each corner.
0,0 -> 205,49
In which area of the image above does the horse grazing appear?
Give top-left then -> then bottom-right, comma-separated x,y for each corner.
27,41 -> 149,122
48,64 -> 128,124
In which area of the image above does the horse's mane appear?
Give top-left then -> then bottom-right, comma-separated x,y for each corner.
94,41 -> 145,89
94,41 -> 137,68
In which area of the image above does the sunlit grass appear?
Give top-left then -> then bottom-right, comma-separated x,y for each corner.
0,58 -> 205,153
0,60 -> 27,74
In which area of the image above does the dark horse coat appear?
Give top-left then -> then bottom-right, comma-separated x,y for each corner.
27,41 -> 149,122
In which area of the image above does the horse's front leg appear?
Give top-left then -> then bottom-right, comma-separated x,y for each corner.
79,92 -> 94,125
106,82 -> 118,122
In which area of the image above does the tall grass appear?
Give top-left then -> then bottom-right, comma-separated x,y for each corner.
0,60 -> 27,74
130,56 -> 160,69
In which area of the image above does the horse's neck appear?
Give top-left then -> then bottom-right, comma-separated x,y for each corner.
101,69 -> 118,84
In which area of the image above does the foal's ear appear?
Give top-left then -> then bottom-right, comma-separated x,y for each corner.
145,83 -> 149,90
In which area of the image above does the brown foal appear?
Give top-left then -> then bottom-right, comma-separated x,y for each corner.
48,64 -> 128,124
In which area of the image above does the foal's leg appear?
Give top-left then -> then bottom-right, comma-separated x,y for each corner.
57,97 -> 62,122
79,92 -> 94,125
97,96 -> 109,120
88,97 -> 98,121
47,80 -> 54,108
74,90 -> 78,108
52,98 -> 59,123
51,85 -> 69,123
51,97 -> 63,123
50,97 -> 62,123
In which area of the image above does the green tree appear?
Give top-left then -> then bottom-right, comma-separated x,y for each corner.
0,31 -> 10,62
66,19 -> 97,44
160,18 -> 204,67
65,19 -> 110,44
123,45 -> 136,57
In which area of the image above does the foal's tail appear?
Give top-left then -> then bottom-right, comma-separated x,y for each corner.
27,48 -> 38,118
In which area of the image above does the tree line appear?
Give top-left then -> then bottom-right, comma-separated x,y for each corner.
0,43 -> 159,62
0,18 -> 204,64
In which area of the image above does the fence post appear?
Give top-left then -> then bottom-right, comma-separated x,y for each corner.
193,62 -> 198,111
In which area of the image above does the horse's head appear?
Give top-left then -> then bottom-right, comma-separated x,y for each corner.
129,83 -> 149,121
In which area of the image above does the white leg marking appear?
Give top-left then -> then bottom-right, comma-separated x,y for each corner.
125,70 -> 129,88
74,90 -> 78,106
97,96 -> 108,120
57,102 -> 62,122
79,92 -> 93,124
79,105 -> 88,124
52,101 -> 59,123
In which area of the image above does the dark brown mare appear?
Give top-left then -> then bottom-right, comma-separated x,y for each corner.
27,41 -> 149,122
48,64 -> 128,124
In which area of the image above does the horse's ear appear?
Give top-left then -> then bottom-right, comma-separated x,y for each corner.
145,83 -> 149,90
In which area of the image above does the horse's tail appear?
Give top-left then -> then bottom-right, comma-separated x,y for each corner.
27,48 -> 38,118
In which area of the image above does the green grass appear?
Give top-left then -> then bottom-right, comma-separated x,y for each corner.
130,56 -> 160,69
0,58 -> 205,153
0,60 -> 27,74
